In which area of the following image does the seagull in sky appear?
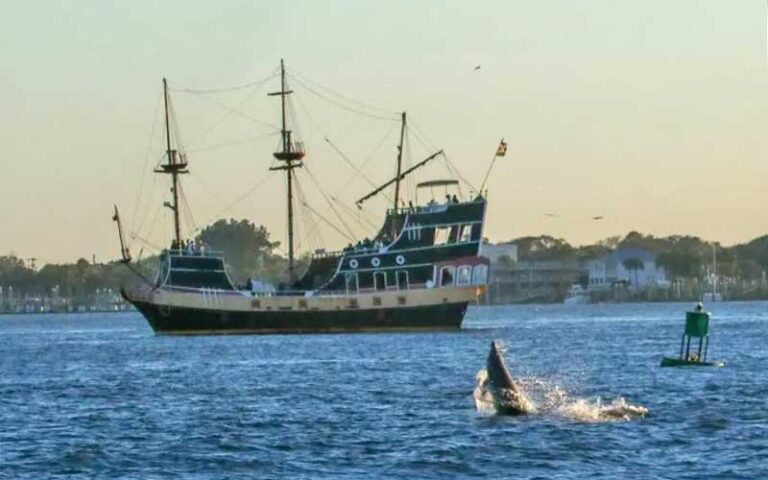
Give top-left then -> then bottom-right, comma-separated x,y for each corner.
473,65 -> 481,71
592,216 -> 604,220
544,212 -> 558,218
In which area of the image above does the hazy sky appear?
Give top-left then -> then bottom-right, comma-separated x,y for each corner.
1,1 -> 767,265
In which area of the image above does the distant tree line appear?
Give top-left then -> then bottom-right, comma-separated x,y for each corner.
2,222 -> 767,300
0,218 -> 305,300
503,231 -> 768,281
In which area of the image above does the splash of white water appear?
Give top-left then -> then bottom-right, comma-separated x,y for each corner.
473,370 -> 648,423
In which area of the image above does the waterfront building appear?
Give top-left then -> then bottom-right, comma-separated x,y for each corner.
587,248 -> 669,291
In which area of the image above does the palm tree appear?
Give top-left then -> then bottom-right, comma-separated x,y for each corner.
622,258 -> 645,290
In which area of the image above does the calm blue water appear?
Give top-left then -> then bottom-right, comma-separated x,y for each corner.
1,302 -> 766,479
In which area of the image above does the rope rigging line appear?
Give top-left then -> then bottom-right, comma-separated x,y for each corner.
131,157 -> 165,250
286,84 -> 305,148
183,89 -> 281,133
129,232 -> 164,253
441,155 -> 472,195
191,171 -> 279,234
288,73 -> 400,122
185,82 -> 278,151
184,170 -> 226,212
290,81 -> 321,139
184,131 -> 280,154
408,120 -> 477,192
178,182 -> 198,236
130,91 -> 163,236
291,177 -> 306,256
131,174 -> 163,248
300,165 -> 358,241
293,175 -> 323,253
170,68 -> 280,94
166,93 -> 186,156
331,122 -> 399,203
324,137 -> 380,190
286,68 -> 401,117
331,196 -> 381,236
132,201 -> 164,252
301,200 -> 355,243
290,82 -> 397,213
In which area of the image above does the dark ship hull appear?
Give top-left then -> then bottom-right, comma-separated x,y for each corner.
129,296 -> 468,335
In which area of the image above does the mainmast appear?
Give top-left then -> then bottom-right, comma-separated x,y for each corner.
268,59 -> 305,284
155,78 -> 188,250
393,112 -> 406,211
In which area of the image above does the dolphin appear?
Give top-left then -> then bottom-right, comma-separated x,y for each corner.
482,340 -> 530,415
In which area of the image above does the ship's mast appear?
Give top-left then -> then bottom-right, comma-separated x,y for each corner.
268,59 -> 304,284
393,112 -> 406,211
155,78 -> 188,250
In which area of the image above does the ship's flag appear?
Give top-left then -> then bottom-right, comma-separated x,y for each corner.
495,139 -> 507,157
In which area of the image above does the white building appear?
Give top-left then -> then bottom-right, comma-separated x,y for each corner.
587,248 -> 669,290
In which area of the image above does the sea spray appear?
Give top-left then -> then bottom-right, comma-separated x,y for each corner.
473,371 -> 648,423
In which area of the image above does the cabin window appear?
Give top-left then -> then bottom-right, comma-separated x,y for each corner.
440,266 -> 455,287
472,264 -> 488,285
396,270 -> 409,290
434,226 -> 451,246
457,265 -> 472,286
345,273 -> 359,294
374,272 -> 387,292
458,224 -> 473,243
407,224 -> 423,241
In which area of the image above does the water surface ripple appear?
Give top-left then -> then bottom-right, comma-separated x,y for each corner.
1,302 -> 766,479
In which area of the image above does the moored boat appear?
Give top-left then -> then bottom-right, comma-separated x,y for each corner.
563,284 -> 589,305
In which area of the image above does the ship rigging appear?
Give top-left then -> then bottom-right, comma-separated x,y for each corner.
116,60 -> 495,335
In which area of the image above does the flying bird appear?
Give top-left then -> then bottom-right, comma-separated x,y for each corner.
592,216 -> 604,220
544,213 -> 558,218
473,65 -> 481,71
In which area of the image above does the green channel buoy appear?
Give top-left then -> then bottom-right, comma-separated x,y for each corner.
660,303 -> 725,368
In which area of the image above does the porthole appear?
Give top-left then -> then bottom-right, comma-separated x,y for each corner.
396,255 -> 405,265
349,259 -> 359,269
371,257 -> 381,267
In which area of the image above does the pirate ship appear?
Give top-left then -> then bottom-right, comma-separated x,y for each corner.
117,60 -> 495,335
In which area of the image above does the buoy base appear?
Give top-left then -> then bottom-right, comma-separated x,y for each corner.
660,357 -> 725,368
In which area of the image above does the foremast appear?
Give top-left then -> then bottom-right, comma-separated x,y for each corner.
268,59 -> 305,284
154,78 -> 188,249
